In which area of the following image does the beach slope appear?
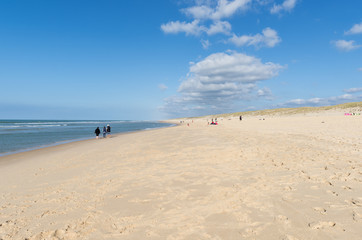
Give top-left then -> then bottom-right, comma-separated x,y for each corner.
0,107 -> 361,239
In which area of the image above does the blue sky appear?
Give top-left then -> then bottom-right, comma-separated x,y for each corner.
0,0 -> 361,120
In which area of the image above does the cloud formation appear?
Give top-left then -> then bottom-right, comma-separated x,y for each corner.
161,51 -> 283,117
257,87 -> 273,99
332,40 -> 361,51
207,20 -> 232,35
184,51 -> 283,84
332,22 -> 362,52
161,0 -> 292,49
270,0 -> 297,14
161,0 -> 250,37
161,20 -> 205,36
344,87 -> 362,93
229,27 -> 281,48
345,22 -> 362,35
161,19 -> 232,36
183,0 -> 251,20
159,1 -> 303,117
282,93 -> 362,108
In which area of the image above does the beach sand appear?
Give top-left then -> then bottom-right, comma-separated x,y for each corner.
0,110 -> 361,239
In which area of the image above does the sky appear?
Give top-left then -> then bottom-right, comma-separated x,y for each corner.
0,0 -> 361,120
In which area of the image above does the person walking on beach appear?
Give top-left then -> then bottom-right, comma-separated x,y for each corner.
102,126 -> 107,138
240,115 -> 242,121
106,124 -> 111,137
94,127 -> 100,139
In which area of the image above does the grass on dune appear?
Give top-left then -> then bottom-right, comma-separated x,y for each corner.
198,101 -> 362,119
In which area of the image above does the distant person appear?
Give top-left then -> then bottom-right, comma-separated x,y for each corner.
106,124 -> 111,137
102,126 -> 107,138
94,127 -> 100,139
240,115 -> 242,121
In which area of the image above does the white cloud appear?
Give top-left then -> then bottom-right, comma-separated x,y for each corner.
183,5 -> 213,20
257,87 -> 273,99
158,84 -> 168,91
332,40 -> 361,51
282,93 -> 362,108
207,21 -> 232,35
270,0 -> 297,14
183,0 -> 251,20
285,97 -> 323,105
345,22 -> 362,35
161,20 -> 205,36
329,94 -> 356,102
162,0 -> 288,42
229,27 -> 281,48
358,67 -> 362,71
161,51 -> 283,117
344,87 -> 362,93
161,19 -> 232,36
184,51 -> 283,84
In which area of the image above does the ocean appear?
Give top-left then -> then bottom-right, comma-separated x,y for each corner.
0,120 -> 173,156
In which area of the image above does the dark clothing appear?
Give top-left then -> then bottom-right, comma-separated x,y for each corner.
106,126 -> 111,133
103,127 -> 107,138
95,127 -> 100,136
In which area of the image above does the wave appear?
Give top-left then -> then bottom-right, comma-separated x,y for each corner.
0,124 -> 65,128
0,120 -> 129,125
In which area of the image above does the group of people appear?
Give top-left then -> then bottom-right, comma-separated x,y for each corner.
94,124 -> 111,139
209,118 -> 218,125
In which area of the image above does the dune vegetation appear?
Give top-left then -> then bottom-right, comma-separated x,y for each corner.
201,101 -> 362,119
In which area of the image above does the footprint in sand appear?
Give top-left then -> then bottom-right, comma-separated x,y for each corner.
313,207 -> 327,215
308,221 -> 336,229
352,210 -> 362,222
283,186 -> 294,191
281,234 -> 300,240
0,220 -> 20,238
326,190 -> 339,196
346,198 -> 362,207
53,229 -> 66,239
27,229 -> 77,240
325,181 -> 334,186
275,215 -> 290,225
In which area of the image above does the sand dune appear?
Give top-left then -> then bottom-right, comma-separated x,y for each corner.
0,106 -> 361,239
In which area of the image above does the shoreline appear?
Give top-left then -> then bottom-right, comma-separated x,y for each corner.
0,121 -> 176,159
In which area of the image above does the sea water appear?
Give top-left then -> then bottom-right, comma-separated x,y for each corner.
0,120 -> 173,156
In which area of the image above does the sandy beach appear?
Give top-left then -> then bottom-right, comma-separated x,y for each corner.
0,109 -> 361,239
